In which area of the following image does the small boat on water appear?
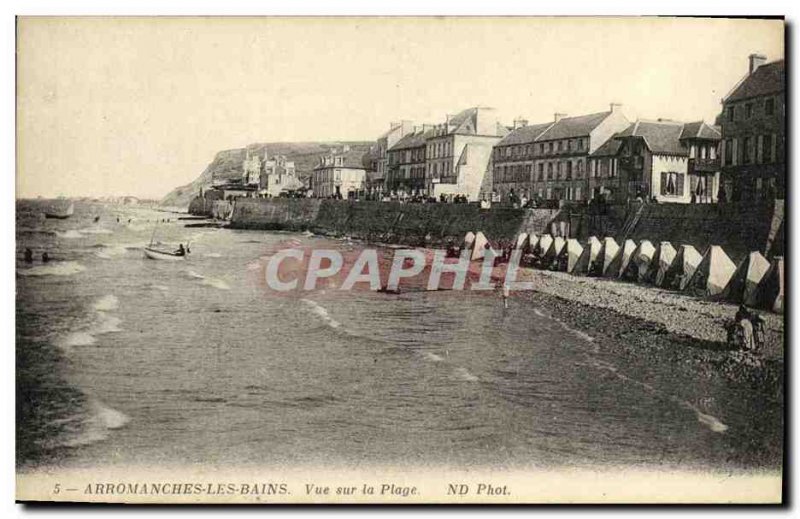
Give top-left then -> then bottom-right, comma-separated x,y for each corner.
143,222 -> 190,261
144,246 -> 186,261
44,201 -> 74,219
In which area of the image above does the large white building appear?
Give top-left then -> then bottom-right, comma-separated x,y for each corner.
311,146 -> 367,198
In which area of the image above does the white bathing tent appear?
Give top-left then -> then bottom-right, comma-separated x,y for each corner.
652,241 -> 678,287
572,236 -> 602,275
684,245 -> 737,297
514,233 -> 529,250
662,244 -> 703,290
623,240 -> 656,282
470,231 -> 496,261
560,238 -> 585,273
537,234 -> 554,258
720,251 -> 771,304
750,256 -> 783,313
594,237 -> 620,276
607,239 -> 637,278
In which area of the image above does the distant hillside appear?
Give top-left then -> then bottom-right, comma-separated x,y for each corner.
161,141 -> 373,208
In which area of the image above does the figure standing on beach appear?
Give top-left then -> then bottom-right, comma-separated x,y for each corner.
24,248 -> 33,263
502,283 -> 510,309
41,252 -> 50,263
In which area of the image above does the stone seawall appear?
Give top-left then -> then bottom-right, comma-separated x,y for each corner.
225,198 -> 558,246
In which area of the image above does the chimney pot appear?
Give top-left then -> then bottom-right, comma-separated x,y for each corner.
554,113 -> 567,123
749,53 -> 767,74
610,103 -> 622,113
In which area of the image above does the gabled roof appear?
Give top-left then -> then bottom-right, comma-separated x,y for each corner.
536,111 -> 612,141
615,120 -> 688,156
388,128 -> 434,151
725,60 -> 785,103
590,134 -> 623,157
445,107 -> 509,137
496,122 -> 554,147
679,121 -> 722,141
314,150 -> 367,170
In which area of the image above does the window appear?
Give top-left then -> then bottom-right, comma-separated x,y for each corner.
577,159 -> 584,178
557,162 -> 563,179
538,163 -> 544,181
539,143 -> 545,154
661,172 -> 684,196
746,103 -> 753,119
567,140 -> 573,152
724,139 -> 733,165
727,105 -> 735,122
743,136 -> 752,164
765,98 -> 775,116
548,142 -> 554,154
547,163 -> 553,180
557,141 -> 563,152
579,138 -> 586,150
566,161 -> 573,180
763,134 -> 773,163
610,159 -> 617,178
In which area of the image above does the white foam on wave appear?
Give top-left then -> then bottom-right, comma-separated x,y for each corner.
204,252 -> 222,258
454,367 -> 478,382
91,312 -> 122,334
151,284 -> 169,292
93,294 -> 119,311
95,246 -> 127,259
60,400 -> 130,448
18,261 -> 86,277
61,331 -> 97,347
586,356 -> 728,434
532,308 -> 546,317
301,298 -> 341,329
55,230 -> 84,239
422,352 -> 444,362
79,227 -> 113,235
185,270 -> 205,279
202,278 -> 231,290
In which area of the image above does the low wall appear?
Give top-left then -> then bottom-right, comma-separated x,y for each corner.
229,198 -> 558,246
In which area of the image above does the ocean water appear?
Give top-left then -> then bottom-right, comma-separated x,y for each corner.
16,201 -> 781,472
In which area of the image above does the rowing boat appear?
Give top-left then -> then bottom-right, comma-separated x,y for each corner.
143,247 -> 186,261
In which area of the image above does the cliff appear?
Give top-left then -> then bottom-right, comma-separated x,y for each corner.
160,141 -> 373,208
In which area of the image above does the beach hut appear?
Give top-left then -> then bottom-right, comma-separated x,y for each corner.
662,244 -> 703,290
560,238 -> 585,273
592,237 -> 620,276
536,234 -> 554,259
684,245 -> 737,297
749,256 -> 783,313
651,241 -> 678,287
622,240 -> 656,282
572,236 -> 602,275
462,231 -> 476,251
514,233 -> 529,251
607,239 -> 637,278
720,251 -> 770,304
470,231 -> 496,261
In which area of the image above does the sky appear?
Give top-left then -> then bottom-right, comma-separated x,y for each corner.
16,16 -> 784,200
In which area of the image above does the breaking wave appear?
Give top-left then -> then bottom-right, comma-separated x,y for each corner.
201,278 -> 231,290
18,261 -> 86,277
60,400 -> 131,448
93,294 -> 119,311
301,298 -> 341,329
55,230 -> 84,239
454,367 -> 478,382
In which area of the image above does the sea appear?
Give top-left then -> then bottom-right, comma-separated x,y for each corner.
16,200 -> 781,473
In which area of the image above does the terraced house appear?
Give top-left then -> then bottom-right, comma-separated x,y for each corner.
367,121 -> 414,197
425,107 -> 509,201
311,146 -> 367,199
614,119 -> 721,203
386,125 -> 433,196
719,54 -> 785,201
490,104 -> 630,203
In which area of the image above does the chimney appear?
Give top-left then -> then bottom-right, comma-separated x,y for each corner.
342,144 -> 350,153
554,113 -> 567,123
390,121 -> 401,130
749,53 -> 767,74
610,103 -> 622,113
513,118 -> 528,130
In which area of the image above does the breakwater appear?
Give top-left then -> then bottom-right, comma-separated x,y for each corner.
216,198 -> 559,246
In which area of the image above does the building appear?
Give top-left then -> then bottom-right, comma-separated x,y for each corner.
260,155 -> 299,197
719,54 -> 785,201
426,107 -> 509,201
369,122 -> 414,197
587,135 -> 623,202
311,146 -> 367,198
614,119 -> 721,203
491,119 -> 554,201
490,104 -> 629,203
386,125 -> 434,197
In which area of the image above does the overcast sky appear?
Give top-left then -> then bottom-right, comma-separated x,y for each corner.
17,17 -> 784,199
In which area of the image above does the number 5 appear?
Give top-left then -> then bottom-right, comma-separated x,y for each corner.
53,483 -> 61,494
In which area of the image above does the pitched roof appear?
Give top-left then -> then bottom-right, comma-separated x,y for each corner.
679,121 -> 722,141
615,120 -> 688,156
590,134 -> 623,157
445,107 -> 509,137
725,60 -> 785,103
496,122 -> 554,147
314,150 -> 367,170
388,128 -> 434,151
536,111 -> 612,141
